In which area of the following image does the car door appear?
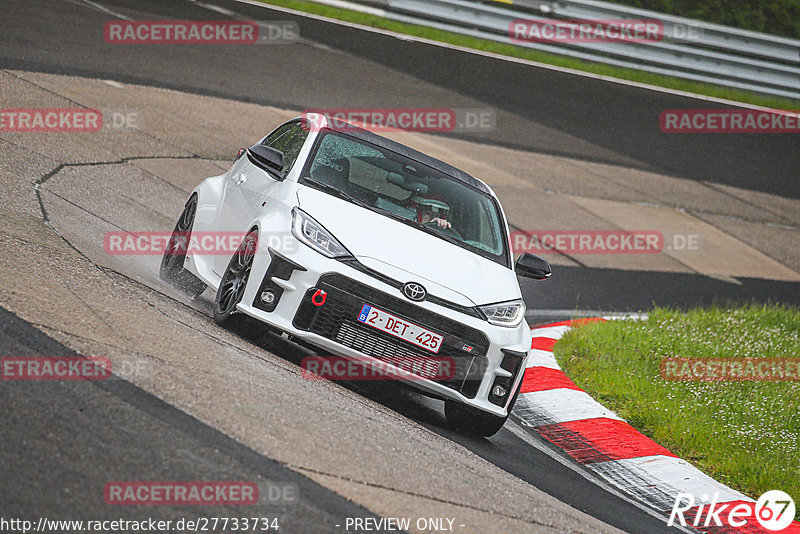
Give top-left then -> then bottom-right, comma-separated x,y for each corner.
212,121 -> 309,275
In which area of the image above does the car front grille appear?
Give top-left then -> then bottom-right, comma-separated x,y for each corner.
293,274 -> 489,398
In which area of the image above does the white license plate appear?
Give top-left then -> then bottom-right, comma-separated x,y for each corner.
357,304 -> 443,354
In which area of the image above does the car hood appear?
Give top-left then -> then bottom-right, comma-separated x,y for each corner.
297,186 -> 521,307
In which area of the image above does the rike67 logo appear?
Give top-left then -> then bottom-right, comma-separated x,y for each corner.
669,490 -> 797,531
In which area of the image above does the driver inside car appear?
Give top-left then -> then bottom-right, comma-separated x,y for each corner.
412,195 -> 452,229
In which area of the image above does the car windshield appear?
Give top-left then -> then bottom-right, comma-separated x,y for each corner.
302,131 -> 509,266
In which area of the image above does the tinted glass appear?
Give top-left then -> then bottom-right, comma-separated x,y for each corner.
262,121 -> 309,174
304,132 -> 508,266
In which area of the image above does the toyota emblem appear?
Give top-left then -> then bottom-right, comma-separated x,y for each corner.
402,282 -> 427,302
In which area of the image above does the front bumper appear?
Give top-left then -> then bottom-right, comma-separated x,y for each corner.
236,238 -> 531,417
292,273 -> 488,399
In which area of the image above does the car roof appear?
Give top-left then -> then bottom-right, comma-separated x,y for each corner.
299,115 -> 493,196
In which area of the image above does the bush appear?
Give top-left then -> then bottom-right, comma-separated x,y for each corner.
605,0 -> 800,39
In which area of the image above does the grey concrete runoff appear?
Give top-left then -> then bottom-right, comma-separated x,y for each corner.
1,70 -> 626,533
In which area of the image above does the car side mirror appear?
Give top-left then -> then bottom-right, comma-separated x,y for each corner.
247,144 -> 285,175
515,253 -> 551,280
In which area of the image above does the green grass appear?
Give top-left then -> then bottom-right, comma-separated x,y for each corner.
258,0 -> 800,110
553,305 -> 800,519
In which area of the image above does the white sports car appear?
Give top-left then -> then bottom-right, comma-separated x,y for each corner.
160,114 -> 551,436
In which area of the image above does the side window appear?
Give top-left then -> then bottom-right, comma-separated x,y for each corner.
261,122 -> 309,174
309,134 -> 408,199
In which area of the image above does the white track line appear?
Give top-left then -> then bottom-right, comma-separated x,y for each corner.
595,456 -> 752,504
525,349 -> 560,369
504,419 -> 696,532
530,325 -> 572,340
516,388 -> 623,424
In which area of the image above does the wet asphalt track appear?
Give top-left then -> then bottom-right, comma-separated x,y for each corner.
1,0 -> 798,532
0,307 -> 380,533
4,0 -> 798,312
2,0 -> 799,199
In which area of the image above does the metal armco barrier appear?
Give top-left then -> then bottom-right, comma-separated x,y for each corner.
328,0 -> 800,100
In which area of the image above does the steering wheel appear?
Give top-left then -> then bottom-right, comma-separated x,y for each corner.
423,221 -> 462,240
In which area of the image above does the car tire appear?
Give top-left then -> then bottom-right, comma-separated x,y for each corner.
160,194 -> 207,299
445,383 -> 522,437
213,229 -> 258,326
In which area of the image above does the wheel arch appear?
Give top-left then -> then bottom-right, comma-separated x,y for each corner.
190,174 -> 227,234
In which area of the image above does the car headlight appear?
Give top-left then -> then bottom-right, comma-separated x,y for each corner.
480,299 -> 526,327
292,208 -> 350,258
